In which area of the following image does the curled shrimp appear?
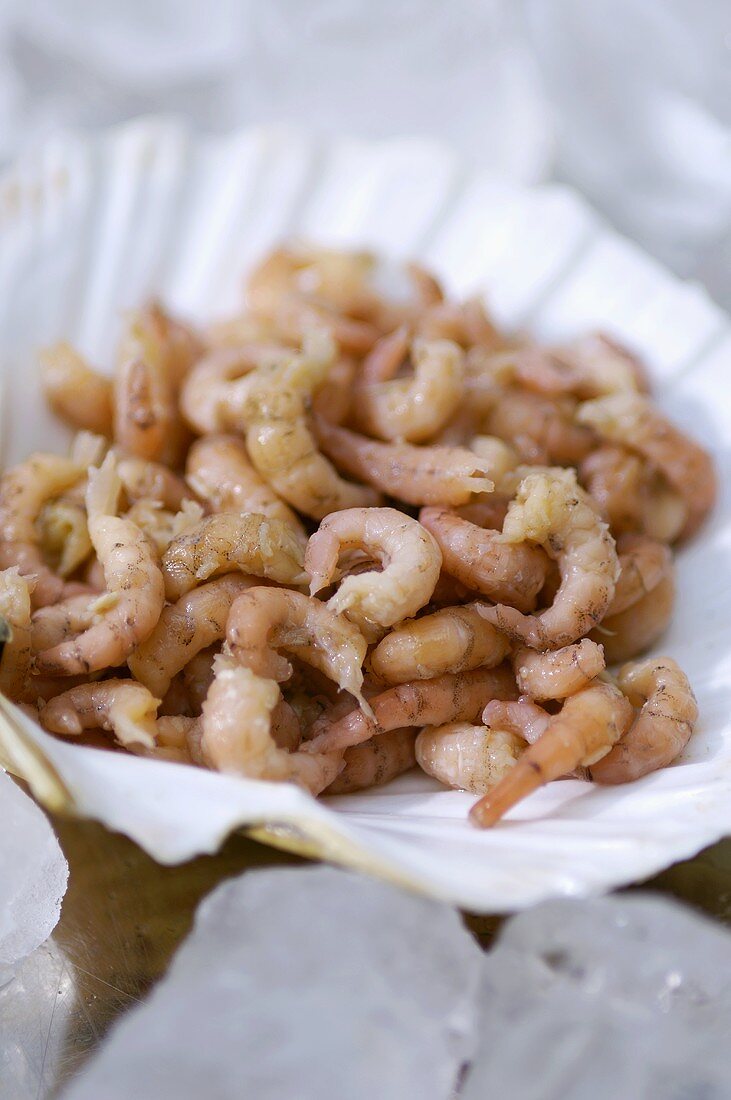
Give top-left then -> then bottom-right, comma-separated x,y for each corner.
305,508 -> 442,637
369,604 -> 510,684
326,729 -> 416,794
478,468 -> 620,649
36,498 -> 92,579
240,335 -> 380,519
470,680 -> 634,826
314,415 -> 494,507
591,573 -> 676,664
483,696 -> 551,744
579,445 -> 648,535
606,534 -> 673,617
483,389 -> 595,465
512,333 -> 648,400
30,593 -> 98,652
179,344 -> 286,435
161,513 -> 306,600
125,498 -> 204,557
40,343 -> 114,436
415,722 -> 525,794
0,453 -> 85,606
419,506 -> 549,613
588,657 -> 698,784
118,457 -> 191,510
185,434 -> 306,542
35,454 -> 165,675
417,297 -> 500,350
39,679 -> 161,750
352,329 -> 465,443
0,568 -> 33,700
577,392 -> 716,540
128,574 -> 257,697
201,659 -> 343,794
512,639 -> 605,701
305,664 -> 517,754
226,586 -> 369,710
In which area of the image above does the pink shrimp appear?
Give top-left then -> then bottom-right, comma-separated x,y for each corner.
40,679 -> 161,750
511,640 -> 606,701
326,729 -> 417,794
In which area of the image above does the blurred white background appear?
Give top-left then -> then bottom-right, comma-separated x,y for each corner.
0,0 -> 728,305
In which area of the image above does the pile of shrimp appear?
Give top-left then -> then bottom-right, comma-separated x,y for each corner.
0,244 -> 713,826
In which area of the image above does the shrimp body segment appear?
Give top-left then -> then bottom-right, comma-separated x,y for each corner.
35,455 -> 166,675
40,679 -> 161,749
416,722 -> 525,795
326,728 -> 417,795
305,664 -> 517,754
589,657 -> 697,784
40,343 -> 114,436
305,508 -> 442,635
591,572 -> 676,665
470,681 -> 634,826
162,513 -> 306,600
226,586 -> 369,710
419,507 -> 549,612
512,640 -> 606,702
479,468 -> 620,650
369,604 -> 510,684
353,330 -> 465,443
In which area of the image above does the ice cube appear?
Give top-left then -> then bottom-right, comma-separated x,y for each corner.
62,865 -> 482,1100
0,770 -> 68,976
461,893 -> 731,1099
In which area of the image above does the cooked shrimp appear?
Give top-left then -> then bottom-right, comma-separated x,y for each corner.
128,573 -> 257,697
0,453 -> 84,606
416,722 -> 525,794
40,343 -> 114,436
185,434 -> 306,542
201,659 -> 343,793
118,457 -> 191,510
240,335 -> 380,519
162,513 -> 306,600
470,680 -> 634,826
305,508 -> 442,636
124,498 -> 204,557
180,647 -> 217,715
353,330 -> 465,443
579,445 -> 648,534
314,415 -> 494,507
39,679 -> 161,749
226,586 -> 369,709
311,354 -> 358,425
326,728 -> 416,794
179,344 -> 285,435
420,506 -> 549,613
30,593 -> 97,652
606,534 -> 673,617
512,639 -> 605,701
588,657 -> 697,784
483,389 -> 595,465
417,296 -> 501,350
478,468 -> 620,649
468,437 -> 519,485
482,697 -> 551,744
514,333 -> 648,399
304,664 -> 517,754
591,573 -> 675,664
0,568 -> 33,700
577,392 -> 716,540
35,454 -> 165,675
369,604 -> 510,684
36,499 -> 92,578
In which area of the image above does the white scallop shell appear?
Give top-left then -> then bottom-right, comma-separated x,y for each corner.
0,119 -> 729,912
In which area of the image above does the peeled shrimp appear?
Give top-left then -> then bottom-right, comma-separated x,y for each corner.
0,453 -> 84,606
483,697 -> 551,744
416,722 -> 525,794
118,457 -> 191,510
179,344 -> 286,435
470,680 -> 634,826
420,506 -> 549,613
606,534 -> 673,617
185,434 -> 306,542
478,468 -> 620,649
40,343 -> 114,436
201,660 -> 343,794
305,664 -> 517,754
352,329 -> 465,443
40,679 -> 161,749
162,513 -> 305,600
0,568 -> 33,700
512,639 -> 605,701
35,455 -> 165,675
588,657 -> 697,784
226,586 -> 369,709
369,604 -> 510,684
577,392 -> 716,540
483,389 -> 595,466
314,415 -> 494,507
591,573 -> 675,664
240,335 -> 380,519
579,445 -> 648,534
36,498 -> 92,578
417,297 -> 500,350
326,729 -> 416,794
305,508 -> 442,636
125,498 -> 204,557
30,593 -> 97,652
129,573 -> 257,697
514,333 -> 648,400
